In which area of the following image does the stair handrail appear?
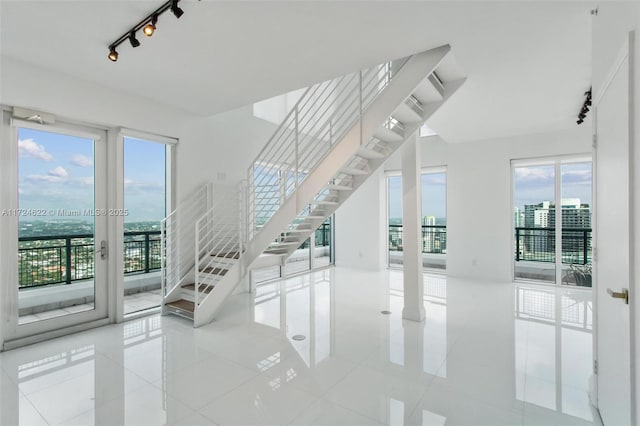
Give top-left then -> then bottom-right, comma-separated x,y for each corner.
161,181 -> 213,301
194,182 -> 244,307
247,57 -> 410,238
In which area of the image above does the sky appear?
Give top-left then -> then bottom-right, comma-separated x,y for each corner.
513,162 -> 592,211
17,128 -> 166,224
388,173 -> 447,220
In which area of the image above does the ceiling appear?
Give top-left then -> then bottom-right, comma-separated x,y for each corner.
0,1 -> 593,143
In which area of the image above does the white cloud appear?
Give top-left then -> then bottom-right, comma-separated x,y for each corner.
18,139 -> 54,161
48,166 -> 68,177
27,174 -> 65,183
74,177 -> 94,186
71,154 -> 93,167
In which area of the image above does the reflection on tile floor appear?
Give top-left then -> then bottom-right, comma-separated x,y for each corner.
19,290 -> 161,324
1,268 -> 600,425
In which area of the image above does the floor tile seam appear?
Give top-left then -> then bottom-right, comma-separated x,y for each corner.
16,350 -> 108,393
285,397 -> 385,426
25,363 -> 157,424
270,354 -> 362,399
22,387 -> 88,426
404,379 -> 435,423
18,393 -> 52,426
182,369 -> 260,412
195,378 -> 318,426
164,366 -> 261,412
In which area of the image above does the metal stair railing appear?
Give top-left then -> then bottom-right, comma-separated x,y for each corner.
247,57 -> 409,238
194,182 -> 245,307
161,182 -> 212,301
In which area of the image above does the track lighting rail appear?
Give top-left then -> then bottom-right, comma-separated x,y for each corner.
107,0 -> 186,62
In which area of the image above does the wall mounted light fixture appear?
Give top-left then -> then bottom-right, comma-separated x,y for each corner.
107,0 -> 188,62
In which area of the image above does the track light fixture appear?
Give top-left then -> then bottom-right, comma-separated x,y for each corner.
143,15 -> 158,37
129,31 -> 140,48
108,47 -> 119,62
576,87 -> 592,125
107,0 -> 191,62
171,0 -> 184,18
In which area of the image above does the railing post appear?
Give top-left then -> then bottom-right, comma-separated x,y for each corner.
65,237 -> 72,284
295,107 -> 299,189
516,228 -> 520,262
583,229 -> 589,265
144,232 -> 150,273
359,70 -> 363,145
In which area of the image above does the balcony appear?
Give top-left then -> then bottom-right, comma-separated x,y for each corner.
18,231 -> 162,320
19,230 -> 161,288
514,227 -> 592,285
388,224 -> 447,269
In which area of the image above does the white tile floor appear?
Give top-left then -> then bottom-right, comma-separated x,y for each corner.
0,268 -> 600,426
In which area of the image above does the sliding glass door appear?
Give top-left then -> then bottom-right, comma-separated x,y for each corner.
9,120 -> 108,339
122,136 -> 167,316
512,158 -> 592,286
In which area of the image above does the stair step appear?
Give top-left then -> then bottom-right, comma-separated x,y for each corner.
374,126 -> 404,143
182,283 -> 214,295
325,184 -> 352,191
211,251 -> 240,260
304,215 -> 326,220
313,199 -> 339,206
270,242 -> 300,247
166,299 -> 195,314
340,166 -> 370,176
264,248 -> 290,254
284,229 -> 310,233
394,101 -> 423,123
199,266 -> 228,276
356,146 -> 386,160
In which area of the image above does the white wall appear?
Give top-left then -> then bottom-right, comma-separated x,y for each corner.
592,3 -> 640,420
335,126 -> 591,280
334,168 -> 386,271
0,56 -> 282,202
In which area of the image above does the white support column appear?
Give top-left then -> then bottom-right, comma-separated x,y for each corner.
401,134 -> 425,322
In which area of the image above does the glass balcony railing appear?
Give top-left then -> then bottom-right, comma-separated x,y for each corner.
18,230 -> 161,289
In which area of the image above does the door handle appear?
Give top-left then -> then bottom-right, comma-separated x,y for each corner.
96,240 -> 108,260
607,288 -> 629,304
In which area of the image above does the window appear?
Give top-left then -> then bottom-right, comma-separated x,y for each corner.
513,158 -> 592,286
387,167 -> 447,270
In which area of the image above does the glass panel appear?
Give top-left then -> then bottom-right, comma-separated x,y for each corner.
17,128 -> 96,324
513,165 -> 556,283
284,237 -> 310,276
313,217 -> 332,268
123,137 -> 166,315
560,162 -> 592,287
421,172 -> 447,270
388,175 -> 403,266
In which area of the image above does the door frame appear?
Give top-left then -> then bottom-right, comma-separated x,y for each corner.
1,115 -> 110,347
591,30 -> 636,422
114,128 -> 177,321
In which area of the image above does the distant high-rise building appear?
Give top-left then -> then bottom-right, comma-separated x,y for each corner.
520,199 -> 591,259
422,216 -> 436,226
513,207 -> 524,228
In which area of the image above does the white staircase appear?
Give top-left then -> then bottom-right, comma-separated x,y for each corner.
161,44 -> 465,326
